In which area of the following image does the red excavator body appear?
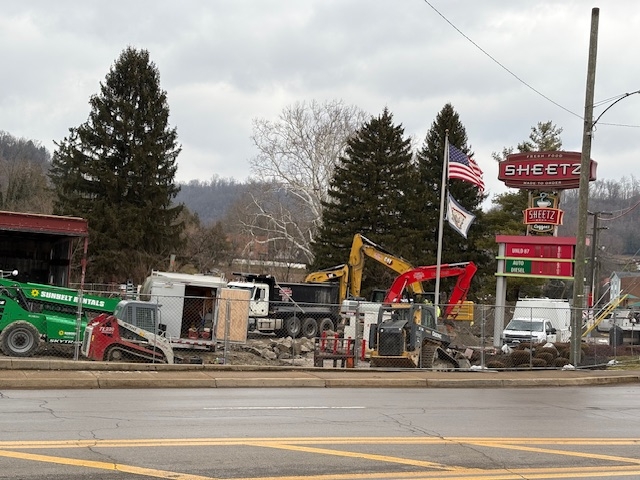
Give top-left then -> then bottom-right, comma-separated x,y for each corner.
383,262 -> 477,321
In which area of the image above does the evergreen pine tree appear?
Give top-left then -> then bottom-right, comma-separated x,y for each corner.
413,103 -> 491,301
49,47 -> 183,283
483,121 -> 564,300
311,108 -> 416,295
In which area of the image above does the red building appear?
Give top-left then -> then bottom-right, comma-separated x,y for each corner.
0,210 -> 88,286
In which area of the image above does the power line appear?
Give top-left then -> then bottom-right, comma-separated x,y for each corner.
593,93 -> 629,108
601,199 -> 640,221
423,1 -> 640,128
423,0 -> 581,119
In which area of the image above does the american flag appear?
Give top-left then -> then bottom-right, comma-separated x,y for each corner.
448,144 -> 485,192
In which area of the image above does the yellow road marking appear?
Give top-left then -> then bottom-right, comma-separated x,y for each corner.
474,442 -> 640,465
0,449 -> 217,480
1,437 -> 640,480
229,465 -> 640,480
402,466 -> 640,480
245,441 -> 474,471
0,437 -> 638,449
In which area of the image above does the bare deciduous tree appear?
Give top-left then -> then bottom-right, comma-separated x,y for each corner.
0,157 -> 52,213
183,221 -> 233,274
247,99 -> 367,264
0,132 -> 53,214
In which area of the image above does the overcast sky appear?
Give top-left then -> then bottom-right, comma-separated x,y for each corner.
3,1 -> 639,207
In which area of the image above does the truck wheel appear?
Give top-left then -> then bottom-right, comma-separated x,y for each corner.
318,318 -> 335,334
285,316 -> 301,338
0,321 -> 41,357
301,318 -> 318,339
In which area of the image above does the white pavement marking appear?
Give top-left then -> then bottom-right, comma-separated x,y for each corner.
203,406 -> 366,410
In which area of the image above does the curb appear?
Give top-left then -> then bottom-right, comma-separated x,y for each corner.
0,371 -> 100,389
0,370 -> 638,390
1,359 -> 639,390
425,375 -> 640,388
323,378 -> 427,388
214,377 -> 326,388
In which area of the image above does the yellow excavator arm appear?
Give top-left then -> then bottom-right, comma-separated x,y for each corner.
304,264 -> 350,303
348,234 -> 424,299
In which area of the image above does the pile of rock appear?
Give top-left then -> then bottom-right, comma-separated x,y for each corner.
221,336 -> 317,365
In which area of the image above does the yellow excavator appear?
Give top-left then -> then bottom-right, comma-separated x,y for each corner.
304,234 -> 424,303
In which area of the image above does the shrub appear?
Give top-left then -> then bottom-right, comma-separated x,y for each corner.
531,357 -> 547,368
486,360 -> 506,369
510,350 -> 532,366
535,352 -> 555,365
537,347 -> 558,358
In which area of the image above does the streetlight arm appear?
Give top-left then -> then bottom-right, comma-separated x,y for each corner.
593,90 -> 640,127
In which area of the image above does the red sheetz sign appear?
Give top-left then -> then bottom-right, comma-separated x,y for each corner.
523,207 -> 563,225
505,243 -> 574,259
498,151 -> 597,188
496,235 -> 576,279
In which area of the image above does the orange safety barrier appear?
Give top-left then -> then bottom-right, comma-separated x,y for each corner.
314,332 -> 356,368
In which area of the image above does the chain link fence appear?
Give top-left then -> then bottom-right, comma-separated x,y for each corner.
0,283 -> 638,370
338,300 -> 639,370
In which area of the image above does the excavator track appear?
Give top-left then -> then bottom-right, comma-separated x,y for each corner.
420,341 -> 456,371
105,345 -> 167,364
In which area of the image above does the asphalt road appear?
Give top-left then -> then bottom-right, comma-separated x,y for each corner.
1,386 -> 640,479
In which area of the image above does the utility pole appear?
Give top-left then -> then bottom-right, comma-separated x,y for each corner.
571,7 -> 599,366
588,211 -> 611,307
588,212 -> 600,307
588,212 -> 613,307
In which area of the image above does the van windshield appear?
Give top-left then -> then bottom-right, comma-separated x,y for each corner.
505,319 -> 544,332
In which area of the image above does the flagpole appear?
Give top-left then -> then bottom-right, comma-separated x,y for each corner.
434,131 -> 449,319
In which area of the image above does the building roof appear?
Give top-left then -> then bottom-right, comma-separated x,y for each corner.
611,271 -> 640,279
148,271 -> 227,287
0,211 -> 88,236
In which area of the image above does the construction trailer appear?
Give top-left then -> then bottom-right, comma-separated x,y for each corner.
139,271 -> 249,349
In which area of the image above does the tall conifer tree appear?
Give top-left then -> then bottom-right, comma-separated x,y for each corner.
311,108 -> 416,295
50,47 -> 183,282
413,104 -> 491,300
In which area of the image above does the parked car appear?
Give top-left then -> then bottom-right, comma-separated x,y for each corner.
595,312 -> 613,332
